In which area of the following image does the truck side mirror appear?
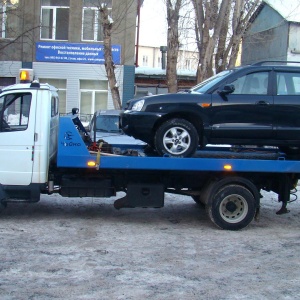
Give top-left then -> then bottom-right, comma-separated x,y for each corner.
72,108 -> 79,115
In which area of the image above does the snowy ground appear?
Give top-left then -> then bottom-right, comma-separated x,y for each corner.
0,190 -> 300,299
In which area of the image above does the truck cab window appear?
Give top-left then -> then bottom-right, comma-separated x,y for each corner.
0,93 -> 31,132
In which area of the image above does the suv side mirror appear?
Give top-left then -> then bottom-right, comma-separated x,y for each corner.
219,84 -> 235,95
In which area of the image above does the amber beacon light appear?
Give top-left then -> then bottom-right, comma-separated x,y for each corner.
19,69 -> 34,83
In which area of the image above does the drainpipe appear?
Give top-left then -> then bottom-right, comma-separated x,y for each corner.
135,0 -> 141,67
160,46 -> 167,69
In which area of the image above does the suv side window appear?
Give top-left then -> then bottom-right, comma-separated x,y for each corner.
230,72 -> 269,95
276,72 -> 300,95
0,93 -> 31,132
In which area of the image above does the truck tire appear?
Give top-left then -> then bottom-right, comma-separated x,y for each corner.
206,184 -> 256,230
154,118 -> 199,157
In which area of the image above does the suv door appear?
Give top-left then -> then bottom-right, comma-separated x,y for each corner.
273,70 -> 300,141
210,71 -> 274,140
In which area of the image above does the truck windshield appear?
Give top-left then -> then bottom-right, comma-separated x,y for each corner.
190,70 -> 233,94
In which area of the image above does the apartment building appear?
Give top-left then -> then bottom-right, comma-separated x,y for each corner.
0,0 -> 139,113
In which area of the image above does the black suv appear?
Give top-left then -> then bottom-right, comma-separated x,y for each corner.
120,61 -> 300,157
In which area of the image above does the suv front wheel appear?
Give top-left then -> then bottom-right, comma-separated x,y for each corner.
154,118 -> 199,157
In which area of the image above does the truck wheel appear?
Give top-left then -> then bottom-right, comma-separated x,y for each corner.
154,118 -> 199,157
207,184 -> 256,230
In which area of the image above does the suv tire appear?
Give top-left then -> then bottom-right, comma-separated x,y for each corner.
154,118 -> 199,157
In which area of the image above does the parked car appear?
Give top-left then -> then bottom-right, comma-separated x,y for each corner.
89,109 -> 145,146
120,61 -> 300,157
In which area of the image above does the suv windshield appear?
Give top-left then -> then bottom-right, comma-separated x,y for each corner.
190,70 -> 234,93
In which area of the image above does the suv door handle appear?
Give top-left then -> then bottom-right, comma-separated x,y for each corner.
255,100 -> 270,105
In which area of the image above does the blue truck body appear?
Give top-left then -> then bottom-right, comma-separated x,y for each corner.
58,116 -> 300,174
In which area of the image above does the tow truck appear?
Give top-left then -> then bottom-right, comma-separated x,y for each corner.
0,69 -> 299,230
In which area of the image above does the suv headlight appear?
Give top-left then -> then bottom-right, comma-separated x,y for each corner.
132,99 -> 144,111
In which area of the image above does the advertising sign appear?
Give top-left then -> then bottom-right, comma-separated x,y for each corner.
36,42 -> 121,64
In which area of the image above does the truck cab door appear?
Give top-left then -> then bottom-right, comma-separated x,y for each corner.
0,91 -> 36,185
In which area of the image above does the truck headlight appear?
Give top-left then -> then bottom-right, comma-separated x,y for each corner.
132,99 -> 144,111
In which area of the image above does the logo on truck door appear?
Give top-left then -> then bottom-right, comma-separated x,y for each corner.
62,131 -> 81,147
64,131 -> 73,140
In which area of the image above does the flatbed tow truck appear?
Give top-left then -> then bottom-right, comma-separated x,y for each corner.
0,72 -> 299,230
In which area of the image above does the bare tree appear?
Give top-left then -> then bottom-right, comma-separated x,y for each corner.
192,0 -> 231,82
214,0 -> 260,72
99,3 -> 122,109
226,0 -> 260,69
166,0 -> 182,93
90,0 -> 139,109
191,0 -> 261,82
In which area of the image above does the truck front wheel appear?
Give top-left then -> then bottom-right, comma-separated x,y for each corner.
207,184 -> 256,230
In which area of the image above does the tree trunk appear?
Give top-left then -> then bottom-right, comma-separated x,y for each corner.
166,0 -> 182,93
100,5 -> 122,109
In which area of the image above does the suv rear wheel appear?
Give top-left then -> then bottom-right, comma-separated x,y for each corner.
154,118 -> 199,157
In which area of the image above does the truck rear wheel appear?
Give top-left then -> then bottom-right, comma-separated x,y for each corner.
206,184 -> 256,230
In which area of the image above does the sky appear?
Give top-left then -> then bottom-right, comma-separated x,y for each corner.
138,0 -> 168,47
138,0 -> 196,51
264,0 -> 300,22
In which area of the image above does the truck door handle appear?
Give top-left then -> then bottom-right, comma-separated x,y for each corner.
255,101 -> 270,105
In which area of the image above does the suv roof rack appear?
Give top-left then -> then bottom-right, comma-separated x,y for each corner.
252,61 -> 300,66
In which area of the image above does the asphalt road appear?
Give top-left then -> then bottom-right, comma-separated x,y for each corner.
0,190 -> 300,299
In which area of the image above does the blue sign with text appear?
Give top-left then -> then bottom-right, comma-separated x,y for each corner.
36,42 -> 121,64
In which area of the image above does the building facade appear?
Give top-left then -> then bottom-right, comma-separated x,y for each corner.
0,0 -> 138,113
137,45 -> 198,71
135,45 -> 197,97
242,0 -> 300,64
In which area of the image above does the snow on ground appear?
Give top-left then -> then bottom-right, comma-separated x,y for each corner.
0,190 -> 299,299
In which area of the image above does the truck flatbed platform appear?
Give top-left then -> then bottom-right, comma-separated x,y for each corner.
58,117 -> 300,174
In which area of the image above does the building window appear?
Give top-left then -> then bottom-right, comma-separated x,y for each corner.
0,1 -> 19,39
80,80 -> 108,114
142,55 -> 148,66
39,78 -> 67,113
185,59 -> 191,70
82,0 -> 112,42
0,77 -> 16,88
40,0 -> 70,40
157,56 -> 161,68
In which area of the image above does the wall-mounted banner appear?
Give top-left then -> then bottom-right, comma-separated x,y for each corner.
36,42 -> 121,64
